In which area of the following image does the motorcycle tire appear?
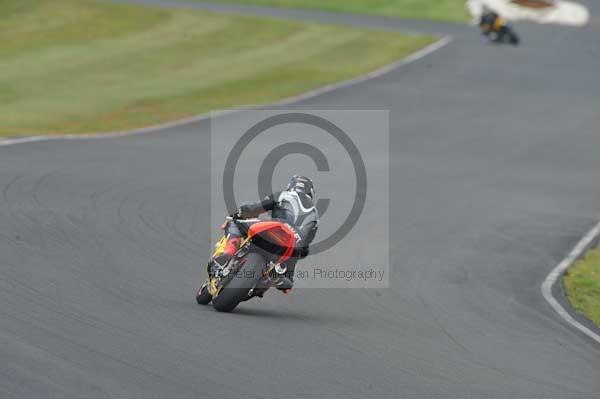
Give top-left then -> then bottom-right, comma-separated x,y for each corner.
212,252 -> 265,312
502,27 -> 520,45
488,31 -> 500,42
508,32 -> 520,45
196,283 -> 212,305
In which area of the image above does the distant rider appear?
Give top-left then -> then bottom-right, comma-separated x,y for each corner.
479,11 -> 502,34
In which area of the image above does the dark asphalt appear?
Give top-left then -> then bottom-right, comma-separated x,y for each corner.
2,1 -> 600,398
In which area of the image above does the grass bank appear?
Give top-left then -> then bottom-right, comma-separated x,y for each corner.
0,0 -> 434,136
211,0 -> 469,23
564,245 -> 600,326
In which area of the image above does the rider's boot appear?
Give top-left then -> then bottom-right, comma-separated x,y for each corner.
274,263 -> 294,293
275,277 -> 294,293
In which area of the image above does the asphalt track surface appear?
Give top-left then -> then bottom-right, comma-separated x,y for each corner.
2,1 -> 600,398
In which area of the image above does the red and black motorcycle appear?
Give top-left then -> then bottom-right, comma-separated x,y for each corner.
196,216 -> 297,312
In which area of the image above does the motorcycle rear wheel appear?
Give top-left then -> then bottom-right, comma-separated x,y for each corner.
212,252 -> 265,312
507,32 -> 520,45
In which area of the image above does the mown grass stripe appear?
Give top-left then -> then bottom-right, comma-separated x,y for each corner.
0,0 -> 434,135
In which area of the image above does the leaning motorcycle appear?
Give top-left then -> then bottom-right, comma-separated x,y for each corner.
196,216 -> 297,312
480,15 -> 520,45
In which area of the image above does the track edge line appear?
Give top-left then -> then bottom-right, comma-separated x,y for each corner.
541,220 -> 600,345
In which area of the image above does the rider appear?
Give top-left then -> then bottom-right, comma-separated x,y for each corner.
479,11 -> 503,34
213,175 -> 319,292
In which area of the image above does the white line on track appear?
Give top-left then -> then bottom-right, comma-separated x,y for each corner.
0,36 -> 452,147
541,221 -> 600,345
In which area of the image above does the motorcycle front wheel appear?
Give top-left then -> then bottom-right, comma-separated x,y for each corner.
196,282 -> 212,305
212,252 -> 265,312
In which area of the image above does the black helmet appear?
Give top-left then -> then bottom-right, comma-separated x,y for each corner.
287,175 -> 315,199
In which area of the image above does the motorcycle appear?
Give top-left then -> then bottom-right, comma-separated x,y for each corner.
196,216 -> 298,312
480,13 -> 520,45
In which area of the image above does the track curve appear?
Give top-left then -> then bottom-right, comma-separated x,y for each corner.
1,1 -> 600,398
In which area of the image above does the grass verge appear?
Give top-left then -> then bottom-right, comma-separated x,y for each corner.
211,0 -> 469,23
564,245 -> 600,326
0,0 -> 434,136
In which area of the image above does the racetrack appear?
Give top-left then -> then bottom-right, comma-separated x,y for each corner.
2,1 -> 600,398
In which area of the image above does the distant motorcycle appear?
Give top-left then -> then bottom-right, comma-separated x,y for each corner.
196,216 -> 298,312
479,12 -> 520,45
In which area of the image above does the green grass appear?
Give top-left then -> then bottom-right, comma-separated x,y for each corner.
211,0 -> 469,23
564,245 -> 600,326
0,0 -> 434,136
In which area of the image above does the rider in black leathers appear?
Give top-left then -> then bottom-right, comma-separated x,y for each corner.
213,175 -> 319,292
479,11 -> 501,33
